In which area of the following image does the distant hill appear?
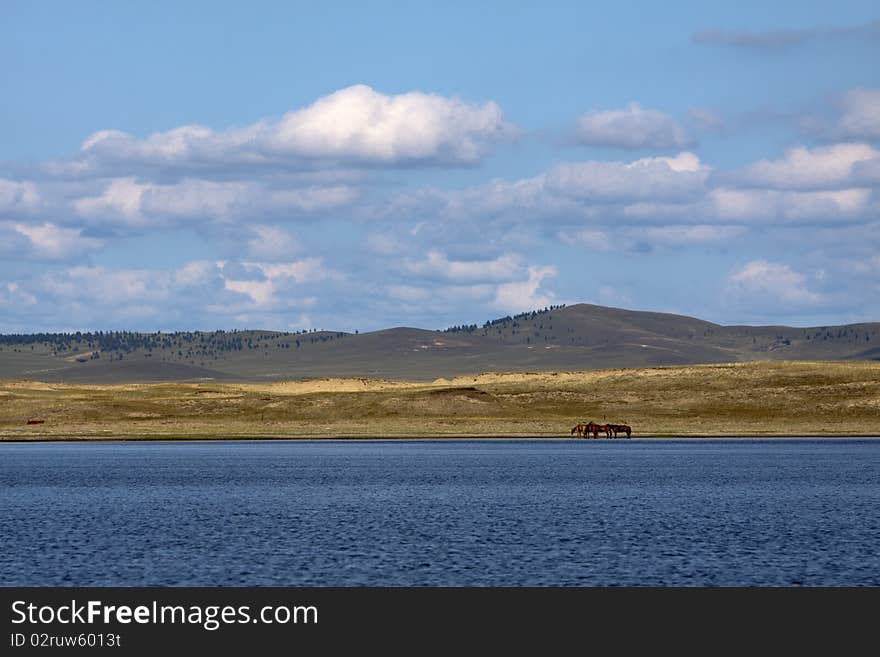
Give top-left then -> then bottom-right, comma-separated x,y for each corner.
1,303 -> 878,383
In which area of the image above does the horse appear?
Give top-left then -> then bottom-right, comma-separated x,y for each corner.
608,423 -> 632,439
585,421 -> 612,439
570,423 -> 589,438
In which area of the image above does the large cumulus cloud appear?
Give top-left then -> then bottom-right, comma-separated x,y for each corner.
62,85 -> 515,177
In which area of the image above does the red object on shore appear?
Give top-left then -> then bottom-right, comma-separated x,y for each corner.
26,419 -> 45,425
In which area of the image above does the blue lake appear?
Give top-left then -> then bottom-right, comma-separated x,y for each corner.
1,439 -> 878,586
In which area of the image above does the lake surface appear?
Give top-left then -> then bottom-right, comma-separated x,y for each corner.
1,439 -> 878,586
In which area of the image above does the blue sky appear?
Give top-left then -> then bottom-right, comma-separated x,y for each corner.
2,0 -> 879,332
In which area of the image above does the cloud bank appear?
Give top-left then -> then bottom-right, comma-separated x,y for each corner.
2,83 -> 879,330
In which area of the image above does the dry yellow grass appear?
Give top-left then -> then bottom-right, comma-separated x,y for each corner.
2,360 -> 879,440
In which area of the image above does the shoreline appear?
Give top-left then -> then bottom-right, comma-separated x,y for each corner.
3,434 -> 880,443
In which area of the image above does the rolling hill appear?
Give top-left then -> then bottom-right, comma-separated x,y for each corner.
1,303 -> 878,383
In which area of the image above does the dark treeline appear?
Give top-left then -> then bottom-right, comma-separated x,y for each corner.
0,328 -> 347,356
443,304 -> 566,333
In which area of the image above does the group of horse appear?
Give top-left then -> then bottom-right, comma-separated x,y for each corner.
570,421 -> 632,439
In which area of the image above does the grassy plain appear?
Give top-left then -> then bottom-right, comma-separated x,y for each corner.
2,361 -> 879,440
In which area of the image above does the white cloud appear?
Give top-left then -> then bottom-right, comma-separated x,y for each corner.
75,85 -> 514,173
709,187 -> 872,222
730,143 -> 879,190
221,258 -> 334,307
390,151 -> 712,225
34,259 -> 328,311
41,266 -> 173,305
575,103 -> 691,150
21,132 -> 878,253
403,250 -> 523,283
833,88 -> 880,141
7,257 -> 333,329
0,179 -> 41,215
270,84 -> 515,165
379,261 -> 558,320
245,225 -> 300,260
9,222 -> 104,260
72,178 -> 144,222
72,177 -> 357,225
1,282 -> 38,307
373,144 -> 876,230
492,265 -> 557,313
558,224 -> 744,251
547,152 -> 707,202
727,260 -> 823,306
223,277 -> 275,306
800,88 -> 880,143
174,260 -> 220,288
252,259 -> 330,283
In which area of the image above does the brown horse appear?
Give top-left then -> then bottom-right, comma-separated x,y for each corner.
570,423 -> 589,437
608,423 -> 632,439
585,421 -> 612,438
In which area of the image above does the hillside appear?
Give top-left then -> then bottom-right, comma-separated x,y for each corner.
1,303 -> 878,383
